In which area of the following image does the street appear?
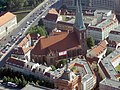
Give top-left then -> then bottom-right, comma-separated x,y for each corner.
0,0 -> 59,67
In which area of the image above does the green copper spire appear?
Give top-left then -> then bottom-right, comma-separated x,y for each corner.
74,0 -> 86,30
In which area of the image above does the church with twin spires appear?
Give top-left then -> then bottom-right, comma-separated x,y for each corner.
31,0 -> 87,66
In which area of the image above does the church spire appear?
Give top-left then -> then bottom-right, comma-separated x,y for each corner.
74,0 -> 86,30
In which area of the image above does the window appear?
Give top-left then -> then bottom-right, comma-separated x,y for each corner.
82,32 -> 84,39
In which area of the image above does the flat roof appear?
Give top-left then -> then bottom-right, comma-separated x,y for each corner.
94,10 -> 112,14
64,15 -> 96,25
113,24 -> 120,32
49,58 -> 94,83
110,24 -> 120,35
100,48 -> 120,80
96,19 -> 113,29
69,58 -> 94,82
100,78 -> 120,89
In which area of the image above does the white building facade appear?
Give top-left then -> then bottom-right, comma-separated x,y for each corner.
0,12 -> 17,39
87,12 -> 118,41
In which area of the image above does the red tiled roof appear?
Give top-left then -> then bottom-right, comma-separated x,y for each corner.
88,40 -> 108,57
44,13 -> 58,22
6,57 -> 25,67
31,32 -> 80,55
48,8 -> 59,15
17,34 -> 33,54
0,12 -> 16,26
18,34 -> 31,47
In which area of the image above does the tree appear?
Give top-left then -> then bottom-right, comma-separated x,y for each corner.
22,79 -> 27,86
59,60 -> 67,67
87,37 -> 95,49
3,76 -> 7,82
18,78 -> 22,85
15,77 -> 19,85
10,78 -> 14,83
71,67 -> 76,72
7,76 -> 11,82
51,65 -> 56,71
27,26 -> 47,36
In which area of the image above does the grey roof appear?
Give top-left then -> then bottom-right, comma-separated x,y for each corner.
112,24 -> 120,32
22,84 -> 54,90
100,48 -> 120,80
60,69 -> 76,81
100,78 -> 120,89
67,58 -> 94,83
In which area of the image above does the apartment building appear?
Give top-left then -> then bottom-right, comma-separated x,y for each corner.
99,78 -> 120,90
109,25 -> 120,42
69,58 -> 96,90
87,40 -> 108,59
62,0 -> 90,9
91,0 -> 120,12
62,0 -> 120,12
87,10 -> 118,41
0,12 -> 17,39
98,48 -> 120,80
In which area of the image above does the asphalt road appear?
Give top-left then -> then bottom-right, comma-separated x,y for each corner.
0,0 -> 59,66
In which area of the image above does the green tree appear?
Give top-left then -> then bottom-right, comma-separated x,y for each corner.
10,78 -> 14,83
22,79 -> 27,86
15,77 -> 19,85
60,60 -> 67,67
87,37 -> 95,49
71,67 -> 76,71
51,65 -> 56,71
18,78 -> 22,85
3,76 -> 7,82
7,0 -> 26,10
7,76 -> 11,82
27,26 -> 47,36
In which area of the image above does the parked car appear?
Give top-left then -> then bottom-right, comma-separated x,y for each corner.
7,82 -> 18,87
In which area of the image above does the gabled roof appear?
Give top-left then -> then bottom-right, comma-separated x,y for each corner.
16,34 -> 33,54
0,12 -> 16,26
87,40 -> 108,57
18,34 -> 31,47
31,32 -> 80,55
48,8 -> 59,15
